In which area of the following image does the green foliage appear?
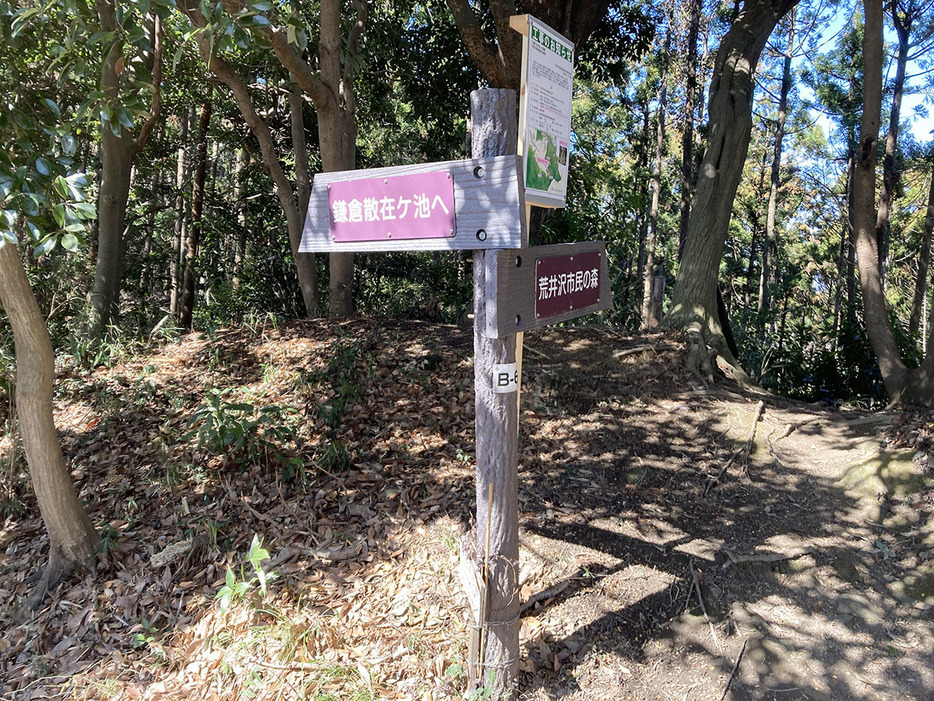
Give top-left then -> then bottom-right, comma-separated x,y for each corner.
186,390 -> 297,471
215,533 -> 278,612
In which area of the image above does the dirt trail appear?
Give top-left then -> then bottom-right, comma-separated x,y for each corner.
0,321 -> 931,700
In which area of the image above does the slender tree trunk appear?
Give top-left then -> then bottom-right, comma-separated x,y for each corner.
759,9 -> 794,316
679,0 -> 701,258
635,104 -> 651,295
0,243 -> 97,608
909,165 -> 934,337
290,79 -> 319,314
666,0 -> 799,367
89,0 -> 160,341
875,4 -> 912,277
852,0 -> 909,399
179,99 -> 211,330
319,0 -> 358,317
89,9 -> 136,340
641,38 -> 669,330
845,152 -> 858,322
139,169 -> 161,297
747,148 -> 769,309
170,109 -> 190,316
232,147 -> 248,290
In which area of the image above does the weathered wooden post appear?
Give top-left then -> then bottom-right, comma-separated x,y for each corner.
465,88 -> 521,696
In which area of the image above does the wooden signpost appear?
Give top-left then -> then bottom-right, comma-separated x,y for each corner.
300,16 -> 605,699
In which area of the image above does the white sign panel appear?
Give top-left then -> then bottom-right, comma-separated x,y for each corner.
512,15 -> 574,209
492,363 -> 520,393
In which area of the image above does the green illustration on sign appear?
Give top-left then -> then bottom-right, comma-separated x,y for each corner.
525,129 -> 563,191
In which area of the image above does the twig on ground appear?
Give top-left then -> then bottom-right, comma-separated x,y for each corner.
520,579 -> 571,614
719,639 -> 747,701
689,557 -> 721,653
613,344 -> 679,360
704,400 -> 765,494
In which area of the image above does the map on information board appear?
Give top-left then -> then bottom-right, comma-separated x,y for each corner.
514,15 -> 574,208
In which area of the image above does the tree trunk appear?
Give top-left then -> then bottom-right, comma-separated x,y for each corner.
641,37 -> 669,330
678,0 -> 701,258
89,11 -> 136,340
0,243 -> 98,608
290,80 -> 319,315
319,0 -> 358,317
852,0 -> 909,399
170,108 -> 190,316
666,0 -> 799,367
758,9 -> 794,316
909,164 -> 934,337
875,3 -> 912,277
179,0 -> 334,316
232,147 -> 248,291
179,99 -> 211,330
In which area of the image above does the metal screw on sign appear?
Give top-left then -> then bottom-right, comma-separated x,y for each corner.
476,229 -> 487,241
474,166 -> 485,179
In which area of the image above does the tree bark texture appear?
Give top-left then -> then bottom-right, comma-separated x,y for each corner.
666,0 -> 799,363
758,9 -> 794,316
0,243 -> 97,602
853,0 -> 910,400
468,88 -> 520,699
179,99 -> 211,330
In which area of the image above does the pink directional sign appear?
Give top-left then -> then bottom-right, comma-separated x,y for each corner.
327,171 -> 457,243
535,250 -> 602,319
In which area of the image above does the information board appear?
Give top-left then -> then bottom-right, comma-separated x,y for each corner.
510,15 -> 575,209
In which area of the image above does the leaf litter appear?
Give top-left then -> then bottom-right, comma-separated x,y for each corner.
0,319 -> 931,699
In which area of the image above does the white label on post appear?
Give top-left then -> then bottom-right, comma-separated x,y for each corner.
492,363 -> 520,393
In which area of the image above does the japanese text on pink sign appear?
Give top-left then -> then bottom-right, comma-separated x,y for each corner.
327,171 -> 457,243
535,250 -> 602,318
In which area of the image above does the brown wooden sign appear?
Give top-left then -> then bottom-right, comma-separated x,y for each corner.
482,241 -> 611,338
300,155 -> 527,253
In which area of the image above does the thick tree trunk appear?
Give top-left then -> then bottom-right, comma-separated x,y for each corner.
666,0 -> 799,367
852,0 -> 909,400
0,243 -> 97,607
641,38 -> 669,330
758,10 -> 794,316
909,165 -> 934,337
179,99 -> 211,330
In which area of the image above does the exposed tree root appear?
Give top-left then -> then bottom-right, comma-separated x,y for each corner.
18,554 -> 75,618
